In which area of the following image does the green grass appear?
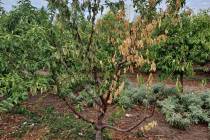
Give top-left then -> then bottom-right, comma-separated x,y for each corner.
9,106 -> 95,140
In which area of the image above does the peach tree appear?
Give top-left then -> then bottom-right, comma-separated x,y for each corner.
0,0 -> 167,139
0,0 -> 53,111
149,10 -> 210,92
46,0 -> 167,139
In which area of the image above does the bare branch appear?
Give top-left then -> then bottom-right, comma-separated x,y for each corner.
86,0 -> 100,58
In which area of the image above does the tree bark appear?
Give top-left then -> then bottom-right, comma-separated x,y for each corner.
95,129 -> 103,140
95,116 -> 104,140
51,67 -> 60,94
95,95 -> 107,140
180,71 -> 184,93
95,110 -> 105,140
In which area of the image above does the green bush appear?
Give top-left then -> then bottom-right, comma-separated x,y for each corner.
158,92 -> 210,129
118,82 -> 210,129
130,86 -> 147,103
117,82 -> 178,108
164,87 -> 178,96
152,83 -> 165,94
118,94 -> 134,109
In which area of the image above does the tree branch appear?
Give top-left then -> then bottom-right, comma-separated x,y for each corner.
102,105 -> 155,132
62,96 -> 95,125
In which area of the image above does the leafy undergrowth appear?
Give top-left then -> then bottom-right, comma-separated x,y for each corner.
158,92 -> 210,129
40,107 -> 95,140
117,81 -> 210,130
117,81 -> 178,109
7,106 -> 96,140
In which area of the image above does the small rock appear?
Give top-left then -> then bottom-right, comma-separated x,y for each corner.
125,113 -> 133,117
78,132 -> 83,136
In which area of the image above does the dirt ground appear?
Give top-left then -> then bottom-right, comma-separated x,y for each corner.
128,72 -> 210,92
1,73 -> 210,140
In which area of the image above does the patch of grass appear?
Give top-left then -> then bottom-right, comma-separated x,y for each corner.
41,107 -> 95,140
8,106 -> 95,140
108,106 -> 125,125
10,120 -> 39,138
0,129 -> 5,136
135,130 -> 144,138
9,106 -> 41,138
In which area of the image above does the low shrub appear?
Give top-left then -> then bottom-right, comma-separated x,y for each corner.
117,82 -> 178,109
118,82 -> 210,129
158,92 -> 210,129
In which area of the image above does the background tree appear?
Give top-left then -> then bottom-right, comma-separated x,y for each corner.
0,0 -> 5,15
166,0 -> 186,13
148,10 -> 210,92
132,0 -> 162,21
0,0 -> 52,111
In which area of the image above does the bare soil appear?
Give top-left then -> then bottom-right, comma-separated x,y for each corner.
128,72 -> 210,92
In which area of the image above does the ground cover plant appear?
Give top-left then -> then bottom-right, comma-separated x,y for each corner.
117,81 -> 210,130
159,91 -> 210,129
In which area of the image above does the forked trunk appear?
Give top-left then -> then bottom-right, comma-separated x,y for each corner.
95,93 -> 108,140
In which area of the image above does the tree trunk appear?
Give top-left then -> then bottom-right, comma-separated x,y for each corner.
95,114 -> 104,140
51,65 -> 61,95
95,95 -> 108,140
180,72 -> 184,93
95,129 -> 103,140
